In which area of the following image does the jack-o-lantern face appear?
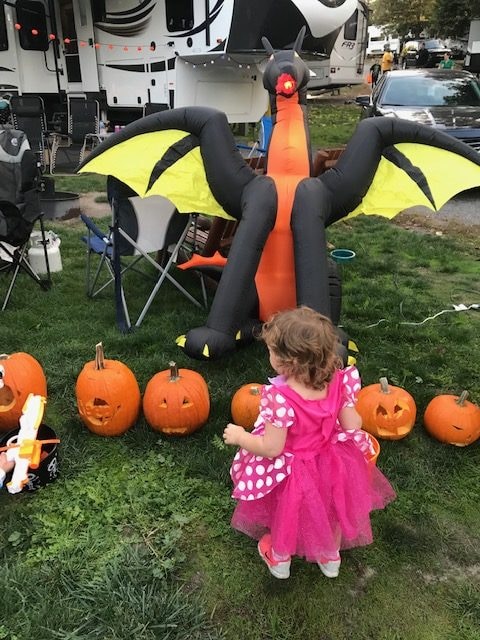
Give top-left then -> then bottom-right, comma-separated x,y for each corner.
75,343 -> 141,437
0,353 -> 48,431
143,362 -> 210,436
424,391 -> 480,447
77,397 -> 120,429
356,377 -> 417,440
0,366 -> 15,412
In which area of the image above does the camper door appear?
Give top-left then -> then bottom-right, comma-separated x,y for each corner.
57,0 -> 99,93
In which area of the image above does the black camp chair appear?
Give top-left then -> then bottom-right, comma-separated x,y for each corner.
10,96 -> 51,172
142,102 -> 170,117
50,97 -> 100,172
0,128 -> 51,310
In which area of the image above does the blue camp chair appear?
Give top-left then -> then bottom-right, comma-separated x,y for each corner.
80,179 -> 205,330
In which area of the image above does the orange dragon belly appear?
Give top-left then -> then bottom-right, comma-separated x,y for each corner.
254,96 -> 310,321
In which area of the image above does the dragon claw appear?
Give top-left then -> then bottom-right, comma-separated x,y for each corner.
177,327 -> 237,360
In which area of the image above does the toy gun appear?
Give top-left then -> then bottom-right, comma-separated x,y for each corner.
0,393 -> 58,494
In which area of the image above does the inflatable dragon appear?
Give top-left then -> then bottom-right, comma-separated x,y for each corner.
79,28 -> 480,360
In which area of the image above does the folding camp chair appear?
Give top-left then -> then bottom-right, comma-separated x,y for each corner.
50,97 -> 100,172
0,129 -> 51,310
142,102 -> 170,117
80,179 -> 204,330
9,96 -> 51,172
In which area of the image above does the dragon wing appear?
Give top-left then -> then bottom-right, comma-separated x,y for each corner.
320,118 -> 480,224
77,106 -> 256,221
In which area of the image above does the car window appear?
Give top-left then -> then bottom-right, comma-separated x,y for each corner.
381,76 -> 480,107
424,39 -> 446,49
428,78 -> 480,106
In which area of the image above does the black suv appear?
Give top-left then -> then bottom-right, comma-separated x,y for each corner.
401,39 -> 451,68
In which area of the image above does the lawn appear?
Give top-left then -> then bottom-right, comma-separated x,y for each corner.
0,102 -> 479,640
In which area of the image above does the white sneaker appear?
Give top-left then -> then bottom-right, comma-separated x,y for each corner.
318,558 -> 341,578
258,534 -> 291,579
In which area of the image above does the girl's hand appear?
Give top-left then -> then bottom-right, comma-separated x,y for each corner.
0,452 -> 14,473
223,423 -> 245,446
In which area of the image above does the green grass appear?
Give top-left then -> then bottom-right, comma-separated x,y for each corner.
307,103 -> 360,148
1,105 -> 479,640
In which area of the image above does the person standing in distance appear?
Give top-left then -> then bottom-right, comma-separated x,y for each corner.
381,44 -> 394,73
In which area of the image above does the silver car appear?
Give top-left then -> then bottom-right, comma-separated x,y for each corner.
355,69 -> 480,151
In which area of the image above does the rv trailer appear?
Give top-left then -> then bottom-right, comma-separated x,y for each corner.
307,0 -> 368,92
0,0 -> 358,126
464,18 -> 480,74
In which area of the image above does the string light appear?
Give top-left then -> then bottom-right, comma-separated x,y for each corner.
177,53 -> 257,70
11,22 -> 257,69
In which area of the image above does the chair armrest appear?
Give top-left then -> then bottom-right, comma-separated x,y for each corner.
80,213 -> 109,241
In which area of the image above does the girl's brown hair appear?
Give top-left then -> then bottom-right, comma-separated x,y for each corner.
260,306 -> 342,389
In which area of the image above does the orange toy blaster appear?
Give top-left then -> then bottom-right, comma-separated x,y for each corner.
0,393 -> 59,494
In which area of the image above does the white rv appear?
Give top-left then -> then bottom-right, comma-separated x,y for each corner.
0,0 -> 359,125
366,25 -> 400,57
307,0 -> 368,92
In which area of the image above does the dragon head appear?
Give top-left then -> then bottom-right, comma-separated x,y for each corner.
262,27 -> 311,98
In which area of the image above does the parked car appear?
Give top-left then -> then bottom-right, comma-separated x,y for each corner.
444,38 -> 467,60
401,39 -> 451,68
355,69 -> 480,151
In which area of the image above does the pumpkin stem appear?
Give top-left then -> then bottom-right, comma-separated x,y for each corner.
379,377 -> 389,393
456,390 -> 469,406
169,361 -> 180,381
250,386 -> 260,395
95,343 -> 105,370
0,354 -> 7,360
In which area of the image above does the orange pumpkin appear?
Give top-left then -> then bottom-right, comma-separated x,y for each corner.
231,383 -> 263,430
356,377 -> 416,440
143,362 -> 210,436
75,343 -> 141,436
424,391 -> 480,447
0,352 -> 47,431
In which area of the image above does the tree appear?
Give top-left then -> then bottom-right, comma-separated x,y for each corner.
371,0 -> 436,38
431,0 -> 480,37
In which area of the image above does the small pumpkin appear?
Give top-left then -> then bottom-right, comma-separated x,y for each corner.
356,377 -> 416,440
0,352 -> 47,431
424,391 -> 480,447
366,432 -> 380,465
231,383 -> 263,430
75,342 -> 141,436
143,362 -> 210,436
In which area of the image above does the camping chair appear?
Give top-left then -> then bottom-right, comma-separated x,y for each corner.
9,96 -> 51,172
0,129 -> 51,311
50,97 -> 100,173
143,102 -> 170,117
80,178 -> 204,331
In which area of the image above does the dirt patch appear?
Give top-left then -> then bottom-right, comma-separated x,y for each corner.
57,192 -> 109,224
394,210 -> 480,245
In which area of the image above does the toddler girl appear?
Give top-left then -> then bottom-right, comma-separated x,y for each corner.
223,306 -> 396,579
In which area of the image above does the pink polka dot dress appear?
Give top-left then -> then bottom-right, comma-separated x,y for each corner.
230,366 -> 396,563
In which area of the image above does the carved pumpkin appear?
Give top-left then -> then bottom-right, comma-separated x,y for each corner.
75,343 -> 141,436
231,383 -> 263,430
356,377 -> 416,440
424,391 -> 480,447
143,362 -> 210,436
0,352 -> 47,431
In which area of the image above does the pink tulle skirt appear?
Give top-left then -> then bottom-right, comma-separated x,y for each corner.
230,441 -> 396,562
